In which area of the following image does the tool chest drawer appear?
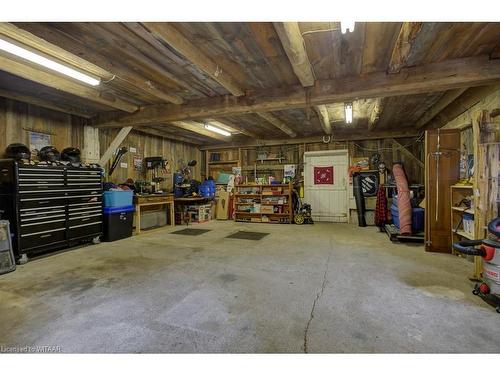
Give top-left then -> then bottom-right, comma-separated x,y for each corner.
19,194 -> 69,209
68,213 -> 102,227
20,227 -> 66,251
20,217 -> 66,235
68,221 -> 102,240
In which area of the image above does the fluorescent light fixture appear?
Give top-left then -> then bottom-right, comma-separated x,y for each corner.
0,38 -> 100,86
344,102 -> 353,124
204,123 -> 231,137
340,21 -> 355,34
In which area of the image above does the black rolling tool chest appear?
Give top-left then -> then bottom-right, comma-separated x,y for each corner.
0,159 -> 104,262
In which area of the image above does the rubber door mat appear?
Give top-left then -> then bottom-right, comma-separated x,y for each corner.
225,231 -> 269,240
171,228 -> 211,236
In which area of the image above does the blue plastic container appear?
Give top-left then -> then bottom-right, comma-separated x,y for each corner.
103,190 -> 133,207
199,180 -> 215,198
173,172 -> 184,185
103,205 -> 135,215
391,206 -> 424,233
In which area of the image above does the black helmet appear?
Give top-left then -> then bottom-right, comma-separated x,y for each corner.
39,146 -> 60,162
61,147 -> 81,163
6,143 -> 31,160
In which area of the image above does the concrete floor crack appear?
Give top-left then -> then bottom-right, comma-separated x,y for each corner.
302,249 -> 332,353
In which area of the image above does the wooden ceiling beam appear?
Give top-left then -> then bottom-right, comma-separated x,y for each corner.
314,105 -> 332,135
166,121 -> 230,142
143,23 -> 245,97
0,88 -> 94,118
388,22 -> 423,74
0,54 -> 138,112
255,112 -> 297,138
12,22 -> 184,105
122,22 -> 207,97
424,85 -> 500,129
133,127 -> 202,145
414,88 -> 468,129
273,22 -> 315,87
208,119 -> 261,139
0,23 -> 112,80
368,98 -> 384,131
199,129 -> 421,150
94,55 -> 500,127
86,23 -> 185,104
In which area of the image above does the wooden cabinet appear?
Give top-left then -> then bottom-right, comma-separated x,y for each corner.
425,129 -> 461,253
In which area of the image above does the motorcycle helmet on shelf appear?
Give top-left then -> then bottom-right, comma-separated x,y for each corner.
39,146 -> 60,162
61,147 -> 81,163
6,143 -> 31,161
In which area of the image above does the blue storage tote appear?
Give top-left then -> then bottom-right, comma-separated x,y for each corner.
103,190 -> 133,207
391,206 -> 424,233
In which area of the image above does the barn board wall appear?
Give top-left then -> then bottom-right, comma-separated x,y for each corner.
98,128 -> 202,191
208,137 -> 424,185
0,97 -> 202,192
0,97 -> 84,158
442,89 -> 500,130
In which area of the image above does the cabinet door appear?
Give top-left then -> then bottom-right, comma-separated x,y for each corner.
425,129 -> 461,253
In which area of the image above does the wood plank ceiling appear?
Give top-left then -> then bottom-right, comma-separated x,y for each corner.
0,22 -> 499,145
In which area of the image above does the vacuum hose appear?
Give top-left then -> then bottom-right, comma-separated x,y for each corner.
452,239 -> 485,256
488,217 -> 500,237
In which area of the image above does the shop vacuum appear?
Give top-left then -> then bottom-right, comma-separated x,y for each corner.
453,217 -> 500,313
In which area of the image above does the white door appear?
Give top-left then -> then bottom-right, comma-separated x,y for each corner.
304,150 -> 348,222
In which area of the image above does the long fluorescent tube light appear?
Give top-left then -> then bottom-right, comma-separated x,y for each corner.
344,102 -> 353,124
340,21 -> 355,34
204,124 -> 231,137
0,38 -> 100,86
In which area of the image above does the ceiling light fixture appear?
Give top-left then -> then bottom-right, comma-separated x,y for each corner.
204,123 -> 231,137
344,102 -> 353,124
0,38 -> 100,86
340,21 -> 355,34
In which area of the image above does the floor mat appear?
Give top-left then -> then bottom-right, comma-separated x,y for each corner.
225,231 -> 269,240
171,228 -> 211,236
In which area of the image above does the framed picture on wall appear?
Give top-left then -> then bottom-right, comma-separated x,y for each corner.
28,131 -> 51,154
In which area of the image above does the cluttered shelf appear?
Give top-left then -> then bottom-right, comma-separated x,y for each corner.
451,206 -> 474,215
233,183 -> 293,224
453,230 -> 475,240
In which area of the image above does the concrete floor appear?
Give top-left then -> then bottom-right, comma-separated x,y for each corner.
0,221 -> 499,353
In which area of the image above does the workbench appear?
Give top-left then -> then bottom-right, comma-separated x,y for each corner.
133,193 -> 174,235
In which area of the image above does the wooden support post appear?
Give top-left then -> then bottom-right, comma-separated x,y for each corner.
99,126 -> 133,167
473,110 -> 500,279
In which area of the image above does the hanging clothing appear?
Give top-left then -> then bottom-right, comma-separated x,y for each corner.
375,185 -> 388,227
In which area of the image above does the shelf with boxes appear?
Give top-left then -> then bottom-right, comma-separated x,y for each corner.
234,183 -> 293,224
450,184 -> 476,254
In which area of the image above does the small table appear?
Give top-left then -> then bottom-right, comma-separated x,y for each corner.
174,197 -> 213,224
134,194 -> 174,235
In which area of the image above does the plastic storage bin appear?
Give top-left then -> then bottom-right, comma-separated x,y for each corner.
103,205 -> 135,242
103,190 -> 133,208
463,213 -> 475,234
391,206 -> 424,233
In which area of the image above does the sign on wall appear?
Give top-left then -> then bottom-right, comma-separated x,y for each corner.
29,131 -> 51,153
314,166 -> 334,184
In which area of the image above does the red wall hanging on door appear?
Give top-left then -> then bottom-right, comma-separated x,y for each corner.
314,166 -> 334,184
